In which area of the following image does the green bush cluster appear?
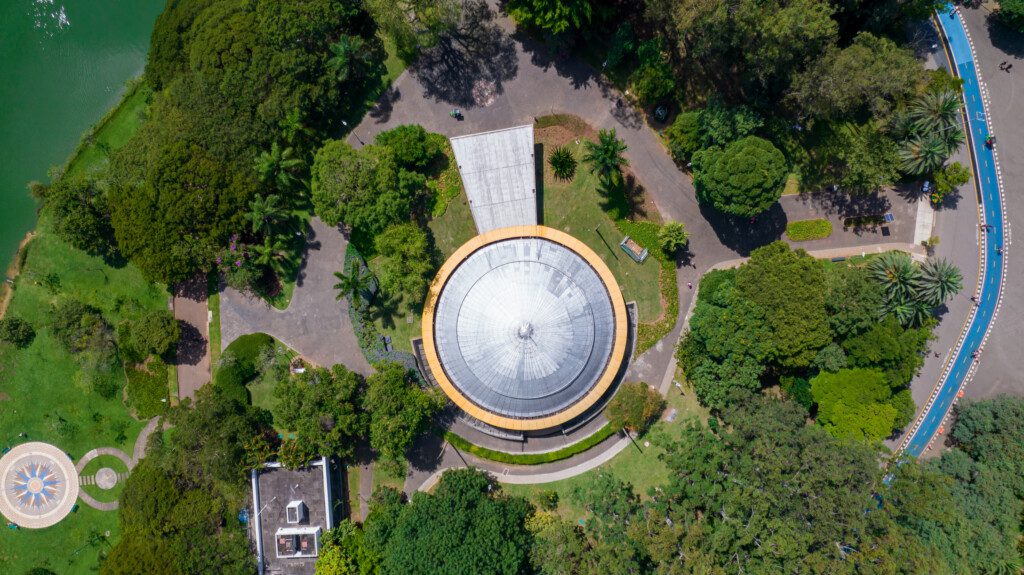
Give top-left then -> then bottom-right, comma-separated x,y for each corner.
0,316 -> 36,349
213,333 -> 274,403
785,219 -> 833,241
444,424 -> 617,465
125,359 -> 170,419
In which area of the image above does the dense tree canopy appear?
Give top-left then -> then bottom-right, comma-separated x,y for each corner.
373,223 -> 435,304
364,361 -> 444,469
693,136 -> 787,217
273,364 -> 368,461
46,176 -> 117,258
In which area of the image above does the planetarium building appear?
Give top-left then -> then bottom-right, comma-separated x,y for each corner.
418,126 -> 630,434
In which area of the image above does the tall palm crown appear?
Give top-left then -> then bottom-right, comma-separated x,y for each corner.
908,90 -> 961,134
327,35 -> 368,82
253,234 -> 287,267
582,129 -> 629,181
255,142 -> 304,191
245,194 -> 288,235
898,135 -> 947,176
333,259 -> 375,306
916,257 -> 963,307
868,252 -> 920,305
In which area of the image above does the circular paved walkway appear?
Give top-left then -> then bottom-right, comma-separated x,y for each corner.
0,442 -> 80,528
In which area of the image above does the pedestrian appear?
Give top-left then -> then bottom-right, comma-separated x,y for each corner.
996,245 -> 1003,255
970,296 -> 977,302
934,351 -> 941,358
1007,64 -> 1014,73
999,61 -> 1007,70
687,282 -> 693,290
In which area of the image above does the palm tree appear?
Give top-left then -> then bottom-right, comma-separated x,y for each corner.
252,234 -> 288,268
255,142 -> 304,191
583,129 -> 629,182
280,108 -> 313,147
941,126 -> 965,157
916,258 -> 963,307
908,90 -> 961,134
333,259 -> 375,307
868,252 -> 920,305
244,194 -> 288,235
898,135 -> 947,176
327,35 -> 367,82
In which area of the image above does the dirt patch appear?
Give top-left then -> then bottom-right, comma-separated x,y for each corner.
0,231 -> 35,320
0,391 -> 10,402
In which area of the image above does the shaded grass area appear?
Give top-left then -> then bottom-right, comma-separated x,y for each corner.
502,380 -> 709,521
207,273 -> 221,364
65,80 -> 150,178
0,502 -> 120,575
539,137 -> 663,323
445,424 -> 617,465
371,463 -> 405,494
347,465 -> 362,520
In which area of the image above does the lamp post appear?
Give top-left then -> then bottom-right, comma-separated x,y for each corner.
341,120 -> 364,146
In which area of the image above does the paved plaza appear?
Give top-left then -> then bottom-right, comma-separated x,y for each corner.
0,442 -> 79,528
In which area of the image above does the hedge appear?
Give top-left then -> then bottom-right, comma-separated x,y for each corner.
443,423 -> 618,465
785,219 -> 833,241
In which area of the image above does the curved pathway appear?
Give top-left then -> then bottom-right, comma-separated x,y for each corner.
74,416 -> 164,511
896,6 -> 1008,457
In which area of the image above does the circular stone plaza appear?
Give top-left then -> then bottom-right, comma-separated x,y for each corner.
0,441 -> 80,528
421,225 -> 629,433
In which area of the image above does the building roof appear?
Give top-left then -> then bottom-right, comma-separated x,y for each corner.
422,226 -> 628,431
449,125 -> 538,233
251,459 -> 334,575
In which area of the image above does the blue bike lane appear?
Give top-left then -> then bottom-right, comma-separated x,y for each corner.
898,7 -> 1007,457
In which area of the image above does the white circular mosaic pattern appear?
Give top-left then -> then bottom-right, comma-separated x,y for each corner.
0,442 -> 80,528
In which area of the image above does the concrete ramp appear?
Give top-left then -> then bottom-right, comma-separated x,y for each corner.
450,125 -> 538,233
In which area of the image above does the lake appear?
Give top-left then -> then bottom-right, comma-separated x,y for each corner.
0,0 -> 163,265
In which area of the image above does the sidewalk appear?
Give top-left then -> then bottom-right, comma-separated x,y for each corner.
173,275 -> 211,400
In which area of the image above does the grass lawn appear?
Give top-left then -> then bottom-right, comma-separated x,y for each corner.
347,465 -> 362,520
786,218 -> 833,242
502,377 -> 708,522
207,273 -> 222,364
540,140 -> 662,323
371,463 -> 405,494
79,454 -> 130,504
65,80 -> 150,178
0,226 -> 162,575
0,501 -> 121,575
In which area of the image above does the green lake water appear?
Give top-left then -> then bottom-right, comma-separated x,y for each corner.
0,0 -> 163,265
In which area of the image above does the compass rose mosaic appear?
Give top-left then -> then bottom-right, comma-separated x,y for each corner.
0,442 -> 79,528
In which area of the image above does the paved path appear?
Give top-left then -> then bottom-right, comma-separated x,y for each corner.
896,6 -> 1009,458
956,5 -> 1024,405
219,218 -> 372,375
74,416 -> 164,511
173,275 -> 211,400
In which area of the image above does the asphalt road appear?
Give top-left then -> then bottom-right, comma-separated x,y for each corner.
899,6 -> 1008,457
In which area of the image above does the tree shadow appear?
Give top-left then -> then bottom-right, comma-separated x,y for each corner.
369,86 -> 402,124
410,0 -> 518,107
174,320 -> 206,366
510,28 -> 602,91
699,202 -> 788,256
985,11 -> 1024,60
597,172 -> 649,221
406,427 -> 447,475
173,274 -> 208,301
370,292 -> 406,331
796,189 -> 893,218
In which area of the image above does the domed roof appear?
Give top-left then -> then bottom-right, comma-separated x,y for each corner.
422,226 -> 628,431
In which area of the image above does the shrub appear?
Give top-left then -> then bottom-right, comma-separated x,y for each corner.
118,310 -> 180,362
785,219 -> 833,241
213,333 -> 274,402
126,359 -> 170,419
606,382 -> 666,434
665,111 -> 700,164
658,221 -> 689,255
50,299 -> 113,354
0,316 -> 36,348
934,162 -> 971,197
548,146 -> 577,180
999,0 -> 1024,32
